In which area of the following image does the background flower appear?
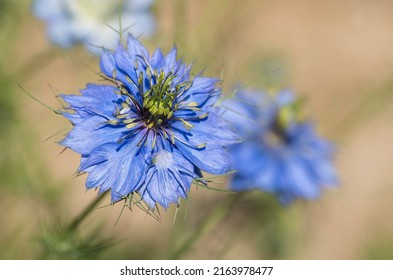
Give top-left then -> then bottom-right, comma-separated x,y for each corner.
32,0 -> 155,54
222,89 -> 338,204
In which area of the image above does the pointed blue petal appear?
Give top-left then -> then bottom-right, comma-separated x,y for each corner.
100,49 -> 116,78
163,46 -> 177,73
137,148 -> 195,209
61,111 -> 83,125
60,84 -> 120,120
127,34 -> 149,59
81,136 -> 148,202
176,141 -> 232,175
114,44 -> 139,91
178,76 -> 220,106
284,157 -> 320,199
60,116 -> 127,155
171,111 -> 241,147
150,48 -> 165,69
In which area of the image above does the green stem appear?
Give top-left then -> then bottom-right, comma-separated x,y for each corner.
170,193 -> 243,259
67,191 -> 109,232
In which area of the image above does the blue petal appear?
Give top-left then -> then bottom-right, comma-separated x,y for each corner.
171,109 -> 241,147
147,169 -> 182,208
275,89 -> 295,106
80,84 -> 118,99
283,157 -> 320,199
189,110 -> 241,145
178,76 -> 220,107
163,46 -> 178,73
150,48 -> 165,69
60,115 -> 127,155
100,41 -> 146,92
61,84 -> 120,120
114,43 -> 139,90
127,34 -> 149,59
253,153 -> 279,193
82,136 -> 148,202
61,111 -> 83,125
229,142 -> 278,193
220,91 -> 272,137
100,49 -> 117,78
175,140 -> 232,175
304,157 -> 338,186
138,149 -> 194,209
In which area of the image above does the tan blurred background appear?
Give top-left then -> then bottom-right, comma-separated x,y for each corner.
2,0 -> 393,259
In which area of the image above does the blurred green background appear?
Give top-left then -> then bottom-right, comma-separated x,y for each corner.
2,0 -> 393,259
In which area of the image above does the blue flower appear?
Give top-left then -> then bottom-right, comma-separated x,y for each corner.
222,89 -> 338,204
59,35 -> 239,209
33,0 -> 155,55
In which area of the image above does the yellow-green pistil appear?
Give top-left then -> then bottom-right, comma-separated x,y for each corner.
138,68 -> 195,130
267,100 -> 303,145
141,70 -> 179,128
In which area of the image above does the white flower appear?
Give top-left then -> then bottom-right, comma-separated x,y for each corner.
33,0 -> 155,55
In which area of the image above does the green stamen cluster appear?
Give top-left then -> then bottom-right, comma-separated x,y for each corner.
276,98 -> 303,130
268,98 -> 304,145
141,69 -> 192,129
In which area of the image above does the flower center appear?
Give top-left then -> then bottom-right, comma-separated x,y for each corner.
264,127 -> 287,147
141,70 -> 192,129
109,67 -> 196,148
264,104 -> 297,146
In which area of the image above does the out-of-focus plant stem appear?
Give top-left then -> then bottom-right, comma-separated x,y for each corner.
67,191 -> 109,233
170,193 -> 243,259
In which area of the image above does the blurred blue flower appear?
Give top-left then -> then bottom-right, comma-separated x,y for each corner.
33,0 -> 155,55
222,89 -> 338,204
59,35 -> 239,209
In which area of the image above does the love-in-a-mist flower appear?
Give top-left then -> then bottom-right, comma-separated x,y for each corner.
59,35 -> 239,209
222,89 -> 338,204
33,0 -> 155,55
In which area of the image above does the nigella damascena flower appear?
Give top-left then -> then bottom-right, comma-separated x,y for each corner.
222,89 -> 338,204
59,35 -> 239,209
32,0 -> 155,55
